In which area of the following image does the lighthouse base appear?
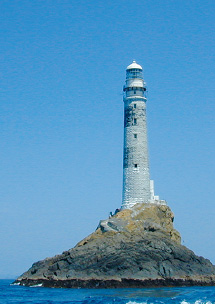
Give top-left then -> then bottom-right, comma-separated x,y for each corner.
121,199 -> 167,210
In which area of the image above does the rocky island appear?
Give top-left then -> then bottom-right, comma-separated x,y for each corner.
14,62 -> 215,288
14,203 -> 215,288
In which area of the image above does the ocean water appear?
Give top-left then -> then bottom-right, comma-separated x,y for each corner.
1,280 -> 215,304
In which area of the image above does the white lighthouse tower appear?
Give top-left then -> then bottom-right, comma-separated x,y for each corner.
122,61 -> 152,209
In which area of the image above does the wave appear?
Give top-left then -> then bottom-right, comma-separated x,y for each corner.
10,282 -> 20,286
126,300 -> 213,304
126,301 -> 147,304
181,301 -> 212,304
29,283 -> 43,288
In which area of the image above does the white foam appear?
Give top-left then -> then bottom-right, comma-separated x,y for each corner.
181,301 -> 212,304
10,282 -> 20,286
29,283 -> 43,288
126,302 -> 147,304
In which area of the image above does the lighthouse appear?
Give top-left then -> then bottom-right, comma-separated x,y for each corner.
122,61 -> 151,209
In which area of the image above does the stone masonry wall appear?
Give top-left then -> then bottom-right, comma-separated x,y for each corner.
122,96 -> 150,209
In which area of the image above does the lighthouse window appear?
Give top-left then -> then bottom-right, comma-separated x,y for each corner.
134,91 -> 136,94
134,118 -> 137,125
134,104 -> 136,108
134,134 -> 137,138
134,164 -> 138,168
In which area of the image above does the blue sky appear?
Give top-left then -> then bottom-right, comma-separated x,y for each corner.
1,0 -> 215,278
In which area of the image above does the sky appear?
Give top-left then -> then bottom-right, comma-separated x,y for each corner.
1,0 -> 215,278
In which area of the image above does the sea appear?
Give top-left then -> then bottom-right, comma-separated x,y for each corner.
1,279 -> 215,304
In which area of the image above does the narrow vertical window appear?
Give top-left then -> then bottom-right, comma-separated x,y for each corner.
134,104 -> 136,108
134,118 -> 137,125
134,164 -> 138,168
134,134 -> 137,138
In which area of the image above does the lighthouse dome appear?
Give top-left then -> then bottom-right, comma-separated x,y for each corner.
127,60 -> 142,70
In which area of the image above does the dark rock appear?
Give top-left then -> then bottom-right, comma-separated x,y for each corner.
14,203 -> 215,288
